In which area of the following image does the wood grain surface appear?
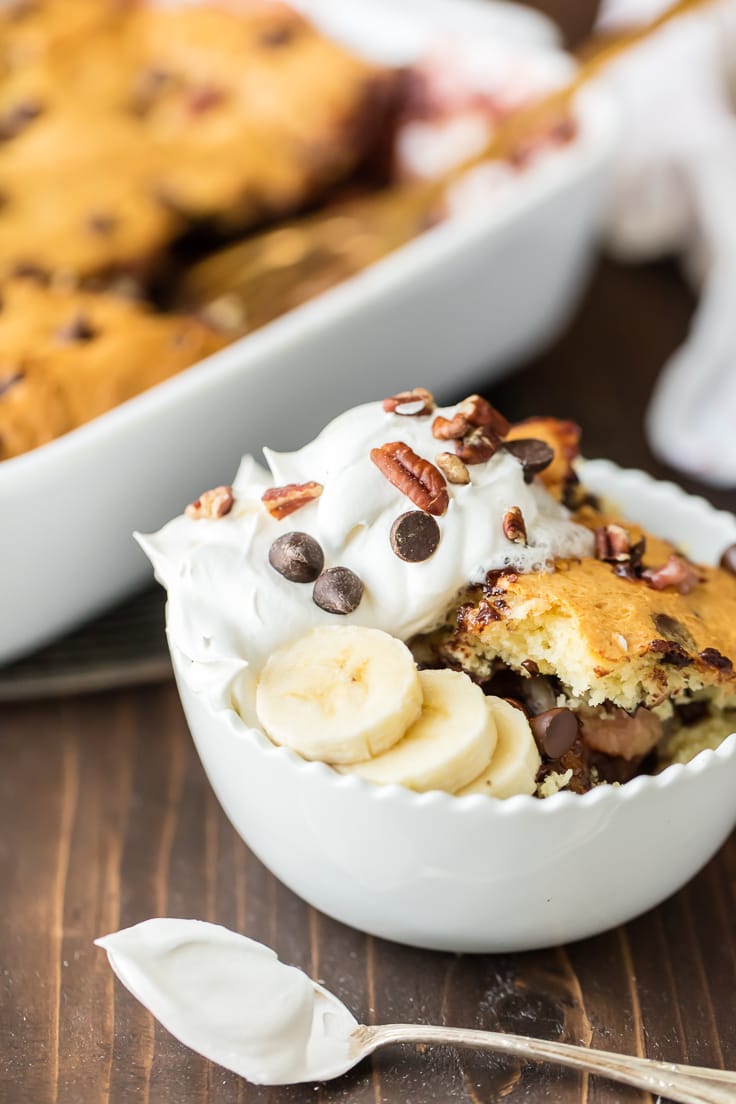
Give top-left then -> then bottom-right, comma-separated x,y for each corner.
2,258 -> 736,1104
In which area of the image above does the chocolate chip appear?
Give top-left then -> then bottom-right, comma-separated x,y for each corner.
55,314 -> 97,343
390,511 -> 440,562
503,438 -> 554,483
86,213 -> 118,236
652,613 -> 694,650
503,697 -> 529,715
699,647 -> 733,671
268,532 -> 324,583
11,261 -> 48,284
129,67 -> 172,116
0,370 -> 23,397
649,639 -> 691,667
521,676 -> 557,716
719,544 -> 736,575
0,101 -> 43,142
260,24 -> 297,47
676,700 -> 709,725
530,708 -> 579,759
521,659 -> 539,676
313,566 -> 363,615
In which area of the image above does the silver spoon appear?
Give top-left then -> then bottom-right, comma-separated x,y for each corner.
97,921 -> 736,1101
345,1022 -> 736,1104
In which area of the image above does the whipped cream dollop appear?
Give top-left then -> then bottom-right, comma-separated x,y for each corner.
138,400 -> 593,710
96,920 -> 357,1085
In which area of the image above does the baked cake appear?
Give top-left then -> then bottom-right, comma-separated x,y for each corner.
0,0 -> 398,280
141,388 -> 736,799
0,277 -> 225,460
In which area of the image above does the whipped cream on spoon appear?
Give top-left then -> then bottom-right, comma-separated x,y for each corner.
97,919 -> 736,1102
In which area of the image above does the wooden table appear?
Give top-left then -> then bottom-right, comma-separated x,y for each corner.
3,255 -> 736,1104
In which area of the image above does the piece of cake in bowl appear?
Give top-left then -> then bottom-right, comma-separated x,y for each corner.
138,387 -> 736,950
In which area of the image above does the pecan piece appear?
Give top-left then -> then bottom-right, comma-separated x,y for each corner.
370,441 -> 449,516
185,485 -> 234,520
382,387 -> 434,416
502,506 -> 527,544
435,451 -> 470,484
432,393 -> 509,442
262,481 -> 323,520
458,394 -> 510,436
594,523 -> 632,563
643,554 -> 701,595
455,426 -> 501,464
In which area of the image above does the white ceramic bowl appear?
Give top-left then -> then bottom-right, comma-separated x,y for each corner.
0,0 -> 621,666
171,460 -> 736,953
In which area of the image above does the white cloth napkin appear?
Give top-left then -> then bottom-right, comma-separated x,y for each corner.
596,0 -> 736,486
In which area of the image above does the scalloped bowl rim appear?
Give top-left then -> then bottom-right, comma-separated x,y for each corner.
171,457 -> 736,818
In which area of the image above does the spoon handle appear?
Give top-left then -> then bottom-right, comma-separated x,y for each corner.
357,1024 -> 736,1104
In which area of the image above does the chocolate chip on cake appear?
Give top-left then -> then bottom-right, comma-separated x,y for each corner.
86,213 -> 118,236
652,613 -> 695,650
649,639 -> 691,667
0,371 -> 23,397
55,314 -> 97,343
269,532 -> 324,583
313,566 -> 364,615
699,648 -> 733,671
0,101 -> 43,142
530,708 -> 579,759
390,511 -> 440,562
503,438 -> 554,483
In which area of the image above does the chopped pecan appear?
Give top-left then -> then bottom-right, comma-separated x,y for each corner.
261,481 -> 323,520
458,394 -> 510,436
643,554 -> 701,595
502,506 -> 527,544
382,387 -> 434,416
435,451 -> 470,484
370,441 -> 449,516
432,393 -> 509,442
612,538 -> 646,581
455,426 -> 501,464
186,485 -> 234,520
594,523 -> 631,562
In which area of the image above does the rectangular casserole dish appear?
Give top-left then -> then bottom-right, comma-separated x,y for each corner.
0,0 -> 620,664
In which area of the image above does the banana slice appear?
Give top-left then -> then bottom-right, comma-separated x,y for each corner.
340,669 -> 497,793
458,697 -> 541,799
255,626 -> 422,764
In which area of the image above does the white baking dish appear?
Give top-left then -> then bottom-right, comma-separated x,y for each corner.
0,1 -> 620,665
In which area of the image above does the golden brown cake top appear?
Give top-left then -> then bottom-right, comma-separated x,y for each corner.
0,0 -> 396,279
0,277 -> 226,460
437,505 -> 736,711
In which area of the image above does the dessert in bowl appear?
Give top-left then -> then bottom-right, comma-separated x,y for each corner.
140,389 -> 736,952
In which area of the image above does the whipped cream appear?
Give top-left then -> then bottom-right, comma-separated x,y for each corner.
96,919 -> 357,1085
138,400 -> 593,712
